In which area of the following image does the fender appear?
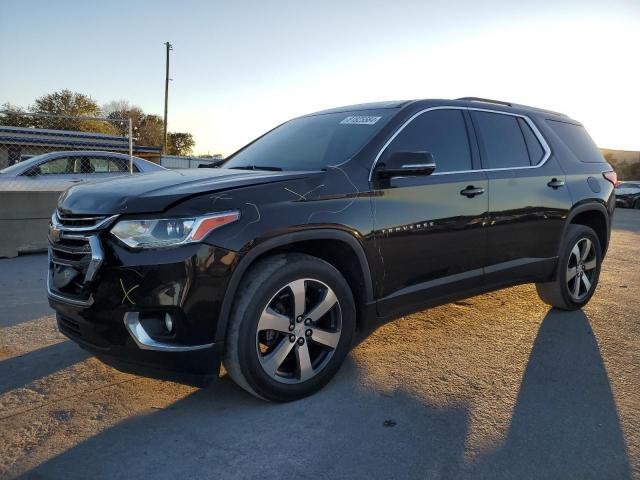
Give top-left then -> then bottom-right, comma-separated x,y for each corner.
559,200 -> 611,256
214,228 -> 374,342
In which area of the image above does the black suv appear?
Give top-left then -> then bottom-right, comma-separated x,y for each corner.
48,98 -> 615,401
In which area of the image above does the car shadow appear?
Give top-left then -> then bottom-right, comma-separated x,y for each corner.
13,309 -> 632,479
15,358 -> 471,480
0,341 -> 89,396
466,309 -> 632,479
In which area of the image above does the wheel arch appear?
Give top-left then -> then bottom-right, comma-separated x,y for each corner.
215,229 -> 374,342
563,201 -> 611,257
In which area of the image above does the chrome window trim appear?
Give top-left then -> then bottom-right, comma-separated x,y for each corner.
400,163 -> 436,168
369,106 -> 552,181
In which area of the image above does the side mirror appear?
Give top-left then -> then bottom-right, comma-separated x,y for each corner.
375,151 -> 436,179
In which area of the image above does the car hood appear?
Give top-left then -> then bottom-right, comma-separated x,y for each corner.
58,168 -> 320,215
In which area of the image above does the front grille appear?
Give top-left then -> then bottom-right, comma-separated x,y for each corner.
49,234 -> 93,298
48,211 -> 117,304
56,212 -> 109,229
50,236 -> 91,266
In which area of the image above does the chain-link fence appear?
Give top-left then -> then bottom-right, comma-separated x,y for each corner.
0,111 -> 163,191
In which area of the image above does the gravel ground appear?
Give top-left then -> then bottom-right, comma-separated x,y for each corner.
1,209 -> 638,480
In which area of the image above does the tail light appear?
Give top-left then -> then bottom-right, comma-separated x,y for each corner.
603,171 -> 618,187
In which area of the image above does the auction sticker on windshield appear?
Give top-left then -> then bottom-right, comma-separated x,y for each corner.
340,116 -> 381,125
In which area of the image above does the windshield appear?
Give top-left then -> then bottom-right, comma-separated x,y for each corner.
0,157 -> 38,175
223,109 -> 395,171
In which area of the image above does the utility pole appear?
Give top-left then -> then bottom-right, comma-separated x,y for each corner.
162,41 -> 173,154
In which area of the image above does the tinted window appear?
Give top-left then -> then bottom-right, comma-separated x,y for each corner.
474,112 -> 530,168
38,157 -> 71,175
386,109 -> 471,172
518,118 -> 545,165
90,157 -> 110,172
109,158 -> 131,172
547,120 -> 603,163
224,109 -> 394,171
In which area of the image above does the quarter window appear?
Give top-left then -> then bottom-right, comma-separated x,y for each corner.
386,109 -> 472,173
473,112 -> 530,169
547,120 -> 603,163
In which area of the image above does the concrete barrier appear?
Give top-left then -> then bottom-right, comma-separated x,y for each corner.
0,190 -> 62,258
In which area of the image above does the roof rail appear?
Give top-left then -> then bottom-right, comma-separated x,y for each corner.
510,103 -> 569,118
457,97 -> 512,107
457,97 -> 569,117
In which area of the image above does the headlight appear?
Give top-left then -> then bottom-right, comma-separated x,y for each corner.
111,210 -> 240,249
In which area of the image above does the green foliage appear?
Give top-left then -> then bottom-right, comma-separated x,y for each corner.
31,89 -> 100,117
166,132 -> 195,156
0,103 -> 32,127
1,91 -> 196,151
103,101 -> 164,147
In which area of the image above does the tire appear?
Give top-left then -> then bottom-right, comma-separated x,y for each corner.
536,224 -> 602,310
223,253 -> 355,401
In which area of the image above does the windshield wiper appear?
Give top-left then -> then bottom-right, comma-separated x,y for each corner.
229,165 -> 283,172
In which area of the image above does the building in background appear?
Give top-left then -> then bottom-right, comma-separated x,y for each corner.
0,126 -> 161,169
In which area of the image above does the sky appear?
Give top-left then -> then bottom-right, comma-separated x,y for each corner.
1,0 -> 639,155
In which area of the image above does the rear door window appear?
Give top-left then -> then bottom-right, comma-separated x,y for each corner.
89,157 -> 110,173
472,111 -> 530,169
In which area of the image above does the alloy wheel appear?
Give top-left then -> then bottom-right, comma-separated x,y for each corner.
566,237 -> 597,301
256,278 -> 342,384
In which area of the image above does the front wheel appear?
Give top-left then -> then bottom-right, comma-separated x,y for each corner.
536,224 -> 602,310
223,253 -> 355,401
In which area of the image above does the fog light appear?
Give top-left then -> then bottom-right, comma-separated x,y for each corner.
164,313 -> 174,333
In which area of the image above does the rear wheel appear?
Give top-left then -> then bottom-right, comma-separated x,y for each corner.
536,225 -> 602,310
224,253 -> 355,401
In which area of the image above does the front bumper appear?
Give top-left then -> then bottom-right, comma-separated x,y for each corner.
48,233 -> 240,375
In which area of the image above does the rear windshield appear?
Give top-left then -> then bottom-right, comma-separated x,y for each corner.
223,109 -> 395,171
547,120 -> 604,163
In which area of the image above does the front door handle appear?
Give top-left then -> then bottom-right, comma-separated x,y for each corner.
460,186 -> 485,198
547,178 -> 565,189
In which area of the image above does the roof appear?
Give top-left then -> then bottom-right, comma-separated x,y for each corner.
306,98 -> 572,120
306,100 -> 411,116
0,125 -> 161,153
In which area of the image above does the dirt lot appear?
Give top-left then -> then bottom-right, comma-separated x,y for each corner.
1,209 -> 638,479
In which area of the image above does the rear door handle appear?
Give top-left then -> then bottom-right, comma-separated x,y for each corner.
547,178 -> 565,189
460,186 -> 485,198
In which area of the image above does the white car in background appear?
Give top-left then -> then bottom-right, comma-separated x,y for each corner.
0,151 -> 165,191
